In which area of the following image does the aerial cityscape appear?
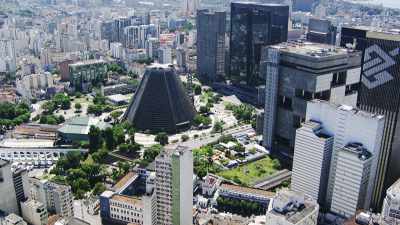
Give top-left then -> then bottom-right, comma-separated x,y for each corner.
0,0 -> 400,225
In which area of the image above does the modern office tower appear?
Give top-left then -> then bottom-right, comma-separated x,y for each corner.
13,168 -> 28,211
3,214 -> 27,225
330,143 -> 373,218
340,26 -> 400,210
293,0 -> 315,11
124,64 -> 196,133
155,146 -> 193,225
196,9 -> 226,82
229,2 -> 289,87
25,178 -> 74,219
146,38 -> 160,59
307,18 -> 337,45
183,0 -> 199,16
100,21 -> 113,41
111,42 -> 124,59
124,26 -> 139,49
291,121 -> 333,207
265,189 -> 319,225
112,17 -> 131,43
176,48 -> 186,68
382,179 -> 400,224
304,100 -> 384,216
0,39 -> 16,76
262,42 -> 362,157
0,160 -> 19,215
158,47 -> 172,64
68,59 -> 108,93
21,200 -> 48,225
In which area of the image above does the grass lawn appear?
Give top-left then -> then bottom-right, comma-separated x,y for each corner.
217,157 -> 280,186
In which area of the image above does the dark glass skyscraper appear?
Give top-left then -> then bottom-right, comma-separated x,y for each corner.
196,9 -> 226,82
341,26 -> 400,210
229,2 -> 289,87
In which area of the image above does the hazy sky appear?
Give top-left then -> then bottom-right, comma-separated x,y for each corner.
368,0 -> 400,9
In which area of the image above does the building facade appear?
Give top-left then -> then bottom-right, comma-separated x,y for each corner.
262,42 -> 362,157
382,179 -> 400,224
229,2 -> 289,86
21,200 -> 48,225
306,18 -> 337,45
196,9 -> 226,82
69,59 -> 108,93
330,143 -> 373,218
25,178 -> 74,219
0,160 -> 19,215
291,121 -> 333,207
303,100 -> 384,217
155,146 -> 193,225
340,26 -> 400,210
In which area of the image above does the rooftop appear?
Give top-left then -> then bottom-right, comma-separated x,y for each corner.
310,99 -> 385,121
220,183 -> 274,198
272,41 -> 352,59
69,59 -> 107,67
58,116 -> 110,135
22,199 -> 45,209
112,172 -> 139,193
268,190 -> 319,224
111,194 -> 143,207
342,143 -> 372,161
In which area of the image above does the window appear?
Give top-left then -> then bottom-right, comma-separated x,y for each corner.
295,89 -> 314,101
331,72 -> 347,87
278,95 -> 292,110
345,83 -> 359,96
315,90 -> 331,101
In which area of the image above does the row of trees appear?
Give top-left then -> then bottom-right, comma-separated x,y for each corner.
87,94 -> 114,116
216,196 -> 266,216
51,151 -> 107,198
42,93 -> 71,114
0,102 -> 30,131
225,103 -> 255,124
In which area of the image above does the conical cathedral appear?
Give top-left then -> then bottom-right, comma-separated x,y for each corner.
123,64 -> 196,133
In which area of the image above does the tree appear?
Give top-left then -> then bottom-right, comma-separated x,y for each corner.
87,104 -> 103,116
88,126 -> 103,152
194,85 -> 202,95
193,115 -> 211,127
75,103 -> 82,111
103,127 -> 115,150
113,125 -> 125,146
233,143 -> 245,153
143,144 -> 162,162
199,106 -> 210,114
93,183 -> 106,196
213,121 -> 224,133
181,135 -> 189,142
155,132 -> 169,146
110,111 -> 123,121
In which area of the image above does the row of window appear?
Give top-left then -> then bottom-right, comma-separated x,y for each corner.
110,213 -> 143,224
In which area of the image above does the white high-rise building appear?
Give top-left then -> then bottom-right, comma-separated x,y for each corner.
293,100 -> 385,217
0,160 -> 19,215
291,121 -> 333,206
2,214 -> 27,225
24,177 -> 74,219
21,199 -> 48,225
155,146 -> 193,225
382,179 -> 400,224
158,46 -> 172,64
330,143 -> 373,218
110,42 -> 124,59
